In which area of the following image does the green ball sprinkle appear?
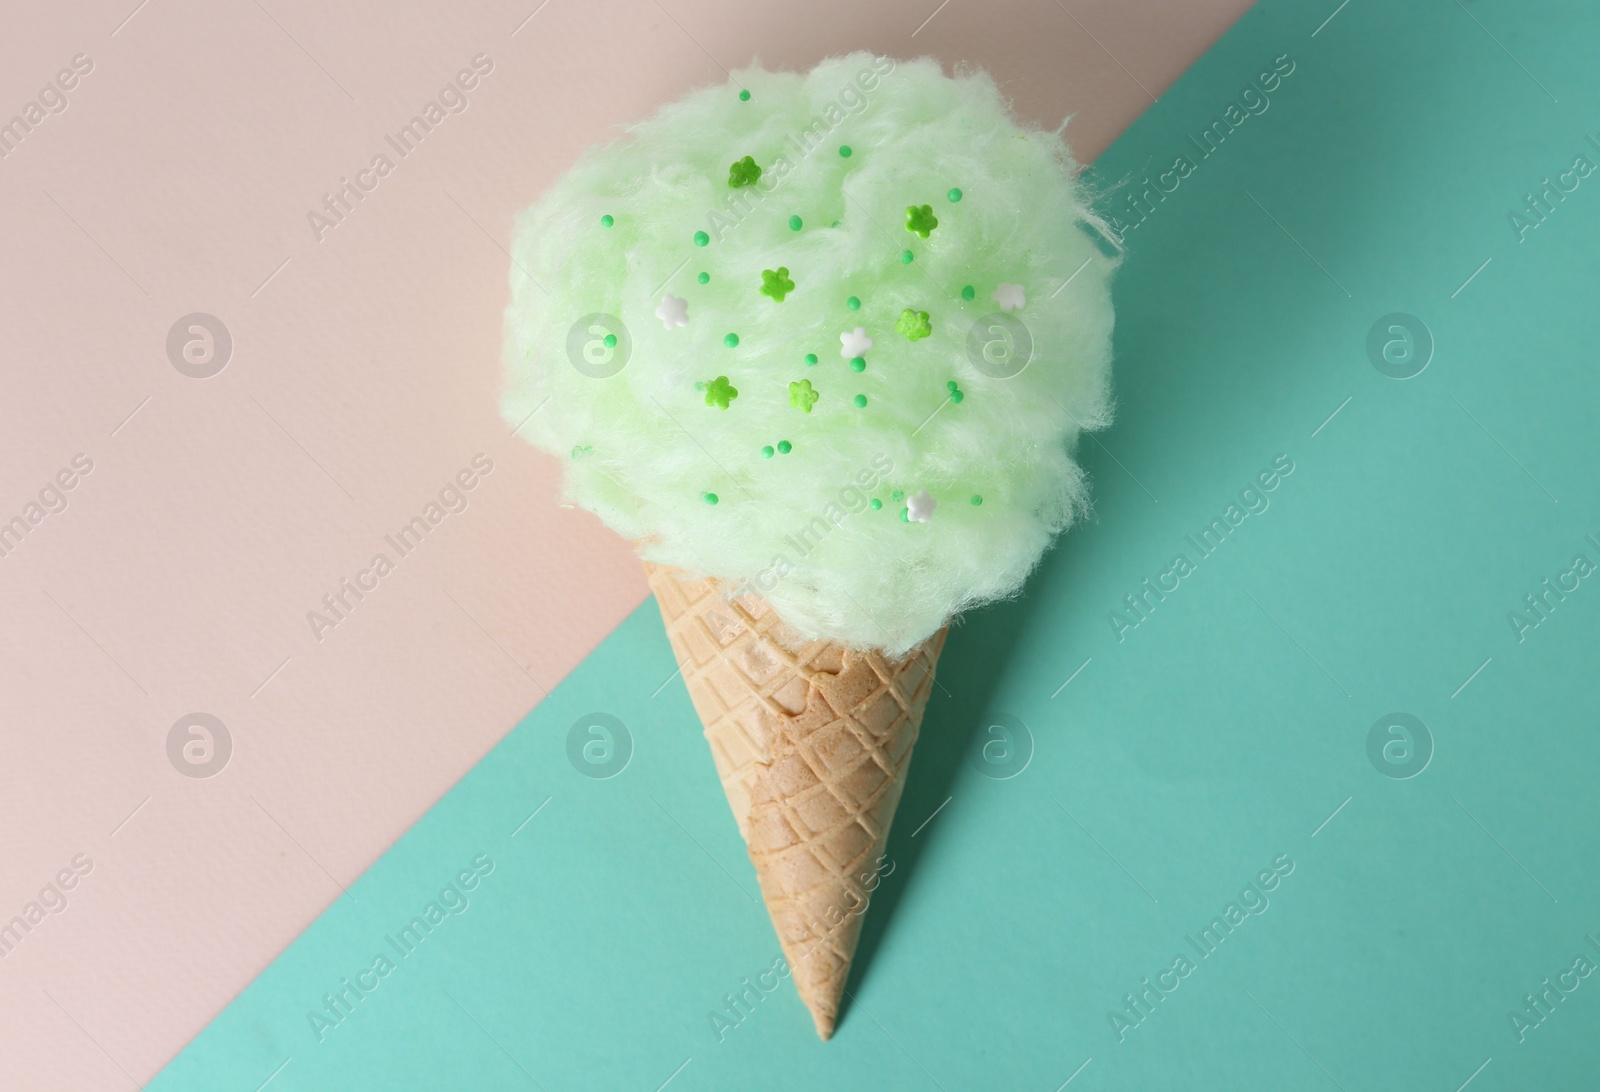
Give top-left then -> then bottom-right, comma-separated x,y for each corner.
788,215 -> 803,231
777,440 -> 792,454
704,492 -> 719,504
761,445 -> 774,458
602,334 -> 617,348
948,188 -> 962,202
900,249 -> 914,264
892,490 -> 904,500
600,214 -> 614,227
900,507 -> 910,522
853,393 -> 868,408
961,284 -> 976,300
804,353 -> 818,365
847,295 -> 860,311
839,145 -> 852,157
698,271 -> 710,284
738,89 -> 751,101
950,389 -> 965,403
971,494 -> 983,506
693,230 -> 709,247
869,498 -> 882,510
947,380 -> 959,392
724,332 -> 739,347
849,356 -> 866,373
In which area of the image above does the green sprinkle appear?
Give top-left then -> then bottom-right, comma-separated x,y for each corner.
599,214 -> 614,227
900,507 -> 910,522
776,440 -> 792,454
971,494 -> 983,506
788,214 -> 803,231
846,295 -> 860,311
698,271 -> 710,284
849,356 -> 866,373
738,89 -> 751,101
891,490 -> 904,501
728,156 -> 761,188
804,353 -> 818,365
947,380 -> 959,392
831,220 -> 841,227
900,249 -> 914,264
947,188 -> 962,203
853,393 -> 868,408
905,204 -> 938,238
602,333 -> 617,348
789,379 -> 819,412
839,145 -> 852,157
704,376 -> 737,409
950,389 -> 965,403
761,445 -> 774,459
724,332 -> 740,347
694,230 -> 710,247
760,267 -> 795,302
704,491 -> 720,504
961,284 -> 975,301
869,498 -> 882,510
896,308 -> 932,341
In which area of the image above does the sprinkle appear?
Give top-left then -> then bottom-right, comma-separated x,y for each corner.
728,156 -> 762,188
907,490 -> 937,522
602,333 -> 618,348
789,379 -> 819,413
804,353 -> 818,365
905,204 -> 938,238
900,249 -> 914,264
846,295 -> 860,311
961,284 -> 975,301
760,267 -> 795,302
656,294 -> 688,329
853,393 -> 868,408
993,282 -> 1027,312
788,214 -> 803,231
839,145 -> 852,157
694,230 -> 710,247
896,308 -> 932,341
600,214 -> 614,227
724,332 -> 740,347
738,89 -> 751,101
950,389 -> 964,403
704,491 -> 720,504
869,498 -> 882,510
947,188 -> 962,202
971,494 -> 983,505
840,327 -> 873,357
698,271 -> 710,284
761,445 -> 774,459
891,490 -> 904,501
900,507 -> 909,522
849,356 -> 866,373
704,376 -> 737,409
776,440 -> 792,454
946,380 -> 959,392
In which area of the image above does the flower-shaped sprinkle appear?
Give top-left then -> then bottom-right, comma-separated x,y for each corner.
905,204 -> 939,238
840,326 -> 873,358
896,308 -> 932,341
907,490 -> 937,522
789,379 -> 819,413
760,267 -> 795,302
705,375 -> 738,409
728,156 -> 762,188
993,283 -> 1026,312
655,294 -> 688,329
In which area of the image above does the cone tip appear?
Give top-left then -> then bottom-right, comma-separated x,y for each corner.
810,1005 -> 836,1041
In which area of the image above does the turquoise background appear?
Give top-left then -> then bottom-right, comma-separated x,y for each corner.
155,0 -> 1600,1087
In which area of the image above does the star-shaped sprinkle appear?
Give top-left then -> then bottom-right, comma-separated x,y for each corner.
789,379 -> 819,413
760,267 -> 795,302
705,375 -> 738,409
840,326 -> 873,358
896,308 -> 932,341
907,490 -> 937,522
655,294 -> 688,329
905,204 -> 939,238
992,283 -> 1026,312
728,156 -> 762,188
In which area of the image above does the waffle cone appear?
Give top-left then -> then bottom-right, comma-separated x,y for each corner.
645,563 -> 945,1040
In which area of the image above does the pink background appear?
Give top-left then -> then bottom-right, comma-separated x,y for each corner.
0,0 -> 1248,1085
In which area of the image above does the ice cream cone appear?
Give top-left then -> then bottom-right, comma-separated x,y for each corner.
644,562 -> 945,1039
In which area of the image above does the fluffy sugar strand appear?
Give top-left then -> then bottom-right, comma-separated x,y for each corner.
502,53 -> 1116,656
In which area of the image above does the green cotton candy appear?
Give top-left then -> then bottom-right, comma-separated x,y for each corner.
501,52 -> 1117,656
